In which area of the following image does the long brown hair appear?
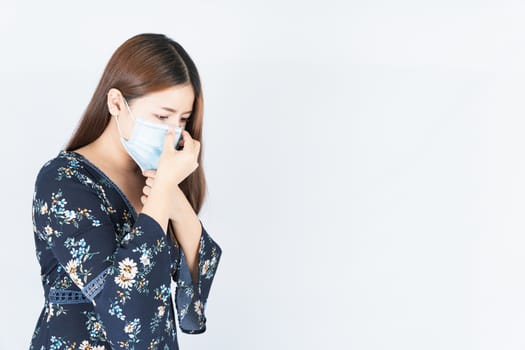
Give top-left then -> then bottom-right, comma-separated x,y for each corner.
65,33 -> 207,239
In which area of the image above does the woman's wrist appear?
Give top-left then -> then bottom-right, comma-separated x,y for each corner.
141,184 -> 173,232
169,186 -> 193,222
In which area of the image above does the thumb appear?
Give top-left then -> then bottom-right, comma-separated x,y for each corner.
164,128 -> 176,151
180,129 -> 193,143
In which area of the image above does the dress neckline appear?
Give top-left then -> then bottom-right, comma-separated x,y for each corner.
59,149 -> 139,221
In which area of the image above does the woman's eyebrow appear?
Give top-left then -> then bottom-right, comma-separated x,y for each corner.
161,106 -> 192,114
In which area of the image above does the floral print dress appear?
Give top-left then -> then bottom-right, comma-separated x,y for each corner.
29,150 -> 222,350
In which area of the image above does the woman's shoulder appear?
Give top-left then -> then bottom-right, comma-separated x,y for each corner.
34,150 -> 95,191
33,150 -> 120,219
36,150 -> 85,176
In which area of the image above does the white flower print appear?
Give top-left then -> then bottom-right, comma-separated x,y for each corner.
193,300 -> 203,316
158,306 -> 165,317
65,259 -> 78,275
79,340 -> 106,350
64,259 -> 84,288
201,259 -> 210,275
118,257 -> 138,279
124,323 -> 134,333
71,274 -> 85,288
40,202 -> 48,215
114,258 -> 138,289
140,253 -> 150,266
114,274 -> 135,290
46,303 -> 54,322
44,225 -> 54,236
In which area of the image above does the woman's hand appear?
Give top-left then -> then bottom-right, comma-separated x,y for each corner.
155,128 -> 201,189
140,128 -> 201,219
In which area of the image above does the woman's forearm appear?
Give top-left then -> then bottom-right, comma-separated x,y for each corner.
170,186 -> 202,284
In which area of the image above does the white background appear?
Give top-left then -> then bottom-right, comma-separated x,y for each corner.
1,0 -> 525,349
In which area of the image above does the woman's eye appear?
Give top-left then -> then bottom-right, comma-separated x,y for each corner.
155,115 -> 189,123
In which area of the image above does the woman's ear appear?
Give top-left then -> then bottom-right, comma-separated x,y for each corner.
107,88 -> 124,116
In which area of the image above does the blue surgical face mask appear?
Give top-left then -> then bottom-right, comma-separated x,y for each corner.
114,98 -> 184,171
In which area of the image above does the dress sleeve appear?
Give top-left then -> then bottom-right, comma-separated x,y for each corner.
169,220 -> 222,334
32,163 -> 174,348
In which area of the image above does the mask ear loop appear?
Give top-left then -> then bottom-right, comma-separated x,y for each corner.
114,113 -> 124,138
123,98 -> 136,122
115,97 -> 135,141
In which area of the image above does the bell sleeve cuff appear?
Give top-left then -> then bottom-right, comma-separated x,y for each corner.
172,220 -> 222,334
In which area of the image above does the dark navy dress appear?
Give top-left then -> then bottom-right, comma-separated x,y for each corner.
29,150 -> 222,349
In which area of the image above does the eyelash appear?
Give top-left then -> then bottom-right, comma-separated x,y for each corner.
157,115 -> 190,122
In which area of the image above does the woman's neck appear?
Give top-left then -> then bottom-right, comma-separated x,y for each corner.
76,117 -> 141,175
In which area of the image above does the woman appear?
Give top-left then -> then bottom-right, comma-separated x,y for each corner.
30,33 -> 223,349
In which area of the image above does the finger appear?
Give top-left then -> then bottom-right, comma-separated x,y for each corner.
163,128 -> 176,152
181,130 -> 198,153
145,177 -> 154,187
142,170 -> 156,178
180,129 -> 193,142
143,185 -> 151,196
140,195 -> 147,205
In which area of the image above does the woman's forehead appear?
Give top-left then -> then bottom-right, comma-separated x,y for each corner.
135,85 -> 195,111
